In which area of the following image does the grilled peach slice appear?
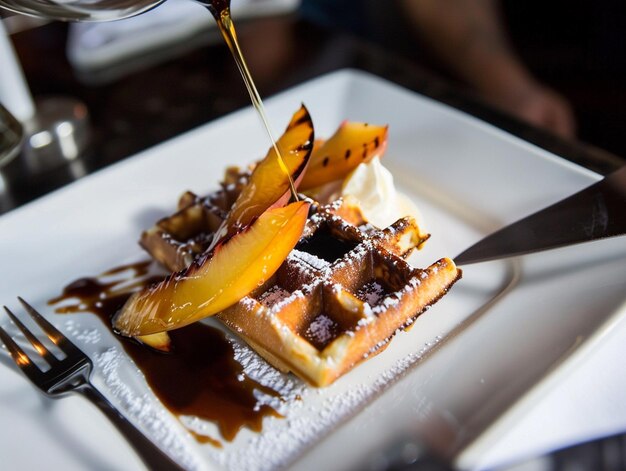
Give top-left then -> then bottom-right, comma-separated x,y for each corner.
222,105 -> 314,239
300,122 -> 388,191
113,201 -> 311,336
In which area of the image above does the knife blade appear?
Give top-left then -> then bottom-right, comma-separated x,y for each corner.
454,165 -> 626,265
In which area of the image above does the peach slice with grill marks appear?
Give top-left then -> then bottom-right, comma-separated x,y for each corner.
299,122 -> 388,191
217,105 -> 314,243
113,200 -> 311,337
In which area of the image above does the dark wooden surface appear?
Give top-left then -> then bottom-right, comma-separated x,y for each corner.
1,14 -> 623,214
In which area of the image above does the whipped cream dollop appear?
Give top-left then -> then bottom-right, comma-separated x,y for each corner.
340,157 -> 425,230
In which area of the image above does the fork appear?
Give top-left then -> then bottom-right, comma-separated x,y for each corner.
0,297 -> 185,471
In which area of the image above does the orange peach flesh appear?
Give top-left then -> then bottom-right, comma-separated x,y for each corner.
136,332 -> 172,352
114,201 -> 311,336
299,122 -> 388,191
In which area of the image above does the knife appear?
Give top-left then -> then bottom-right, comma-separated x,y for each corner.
454,165 -> 626,265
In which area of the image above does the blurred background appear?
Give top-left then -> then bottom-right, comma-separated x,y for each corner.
501,1 -> 626,158
300,0 -> 626,157
1,0 -> 625,213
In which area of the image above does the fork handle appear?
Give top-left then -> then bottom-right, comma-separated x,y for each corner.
79,384 -> 186,471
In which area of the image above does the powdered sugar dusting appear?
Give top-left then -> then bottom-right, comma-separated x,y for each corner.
291,249 -> 331,272
200,333 -> 444,471
229,335 -> 305,410
356,281 -> 386,306
257,286 -> 291,308
95,347 -> 202,470
64,319 -> 101,345
305,314 -> 338,349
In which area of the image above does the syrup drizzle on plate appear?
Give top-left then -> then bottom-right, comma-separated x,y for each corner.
49,261 -> 283,446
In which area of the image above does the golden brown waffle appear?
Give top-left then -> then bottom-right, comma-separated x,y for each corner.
141,186 -> 461,387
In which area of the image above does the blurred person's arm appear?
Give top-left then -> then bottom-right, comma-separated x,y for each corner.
401,0 -> 575,137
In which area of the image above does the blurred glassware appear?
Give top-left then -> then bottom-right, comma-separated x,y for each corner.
0,0 -> 167,22
0,17 -> 34,123
0,102 -> 22,168
1,17 -> 91,174
21,96 -> 90,172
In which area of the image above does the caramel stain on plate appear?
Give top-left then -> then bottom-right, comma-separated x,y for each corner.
49,261 -> 283,445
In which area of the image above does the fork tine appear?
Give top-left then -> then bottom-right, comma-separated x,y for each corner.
16,297 -> 78,354
4,306 -> 58,363
0,320 -> 41,381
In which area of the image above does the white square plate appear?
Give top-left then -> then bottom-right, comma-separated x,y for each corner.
1,69 -> 625,470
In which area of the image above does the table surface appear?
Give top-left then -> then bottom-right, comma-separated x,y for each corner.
1,13 -> 625,470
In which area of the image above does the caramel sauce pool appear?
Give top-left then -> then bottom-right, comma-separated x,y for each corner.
49,261 -> 282,445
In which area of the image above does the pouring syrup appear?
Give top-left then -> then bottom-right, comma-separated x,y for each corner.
203,0 -> 299,202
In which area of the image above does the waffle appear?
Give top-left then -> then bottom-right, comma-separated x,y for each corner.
141,185 -> 461,387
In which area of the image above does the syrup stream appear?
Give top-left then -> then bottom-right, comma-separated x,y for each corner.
207,2 -> 299,202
